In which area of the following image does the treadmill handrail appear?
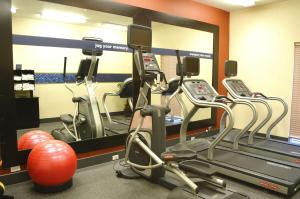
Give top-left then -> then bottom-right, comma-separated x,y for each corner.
220,98 -> 258,150
223,78 -> 272,144
265,96 -> 288,139
223,78 -> 288,140
181,79 -> 235,160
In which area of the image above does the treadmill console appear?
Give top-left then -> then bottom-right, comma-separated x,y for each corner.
183,80 -> 217,102
226,79 -> 252,97
142,53 -> 160,72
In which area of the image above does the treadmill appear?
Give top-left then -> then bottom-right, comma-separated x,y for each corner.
219,60 -> 300,165
175,71 -> 300,196
166,65 -> 300,170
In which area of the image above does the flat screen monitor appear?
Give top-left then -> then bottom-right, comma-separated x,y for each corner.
82,37 -> 103,56
76,58 -> 99,81
225,60 -> 237,77
127,24 -> 152,50
177,57 -> 200,76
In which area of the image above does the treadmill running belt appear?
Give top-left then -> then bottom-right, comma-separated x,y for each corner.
239,137 -> 300,155
255,139 -> 300,155
197,148 -> 300,183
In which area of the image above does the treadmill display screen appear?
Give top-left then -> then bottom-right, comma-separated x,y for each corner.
184,80 -> 216,102
183,57 -> 200,76
193,84 -> 210,95
227,80 -> 252,97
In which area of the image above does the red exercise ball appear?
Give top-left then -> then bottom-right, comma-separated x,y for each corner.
27,140 -> 77,187
18,130 -> 54,150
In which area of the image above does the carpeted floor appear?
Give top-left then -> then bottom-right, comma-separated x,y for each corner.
5,161 -> 287,199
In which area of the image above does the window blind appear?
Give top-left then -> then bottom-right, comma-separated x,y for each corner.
290,43 -> 300,138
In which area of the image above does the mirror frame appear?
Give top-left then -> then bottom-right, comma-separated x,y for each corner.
0,0 -> 219,167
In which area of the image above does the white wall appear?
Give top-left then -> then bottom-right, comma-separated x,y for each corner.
12,16 -> 132,119
230,0 -> 300,138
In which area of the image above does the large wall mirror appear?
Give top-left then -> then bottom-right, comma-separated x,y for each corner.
12,0 -> 133,149
0,0 -> 219,166
152,21 -> 214,125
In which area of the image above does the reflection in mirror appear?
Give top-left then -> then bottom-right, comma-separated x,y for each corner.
151,22 -> 214,125
12,0 -> 133,149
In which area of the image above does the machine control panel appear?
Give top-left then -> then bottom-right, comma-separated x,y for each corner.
226,80 -> 252,97
142,53 -> 160,72
183,80 -> 217,102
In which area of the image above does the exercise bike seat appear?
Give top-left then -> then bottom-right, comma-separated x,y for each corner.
179,160 -> 216,176
161,150 -> 197,162
60,114 -> 74,125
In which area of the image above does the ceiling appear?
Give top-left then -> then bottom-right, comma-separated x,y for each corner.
12,0 -> 132,25
193,0 -> 287,11
12,0 -> 287,23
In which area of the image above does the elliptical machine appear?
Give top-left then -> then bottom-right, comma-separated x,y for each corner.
52,37 -> 105,142
102,77 -> 133,134
117,24 -> 199,193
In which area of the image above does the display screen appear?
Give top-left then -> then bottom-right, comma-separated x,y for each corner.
183,57 -> 200,76
82,37 -> 103,56
127,24 -> 152,49
225,60 -> 238,77
76,58 -> 99,81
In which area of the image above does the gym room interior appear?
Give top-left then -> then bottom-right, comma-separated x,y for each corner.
0,0 -> 300,198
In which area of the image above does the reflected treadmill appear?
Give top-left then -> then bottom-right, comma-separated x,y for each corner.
219,60 -> 300,165
178,78 -> 300,196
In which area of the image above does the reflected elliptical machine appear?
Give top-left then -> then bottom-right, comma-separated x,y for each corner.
102,77 -> 133,134
116,24 -> 249,199
52,37 -> 106,142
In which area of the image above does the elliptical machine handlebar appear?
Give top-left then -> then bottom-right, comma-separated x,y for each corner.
134,47 -> 169,94
176,50 -> 184,86
165,50 -> 183,109
165,50 -> 199,109
137,47 -> 145,82
63,57 -> 67,81
147,71 -> 169,94
62,57 -> 75,97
